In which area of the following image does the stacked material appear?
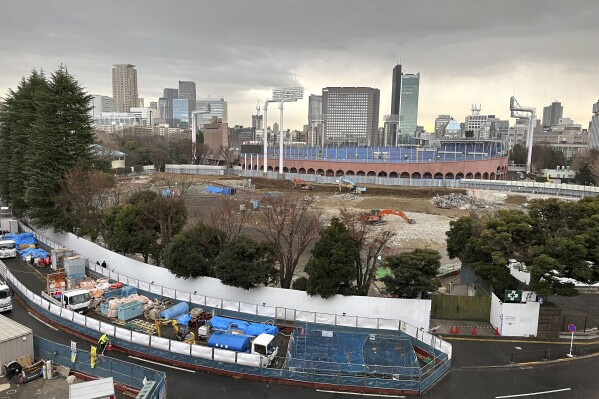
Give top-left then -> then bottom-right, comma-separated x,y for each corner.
431,193 -> 492,209
103,294 -> 150,319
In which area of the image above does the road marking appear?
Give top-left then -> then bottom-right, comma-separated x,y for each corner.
128,356 -> 196,373
28,312 -> 59,331
316,390 -> 405,398
495,387 -> 571,398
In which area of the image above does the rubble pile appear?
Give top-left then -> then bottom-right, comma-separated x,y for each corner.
332,193 -> 359,201
384,213 -> 451,246
431,193 -> 493,209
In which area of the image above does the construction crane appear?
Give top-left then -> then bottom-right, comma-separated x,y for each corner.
154,319 -> 196,344
337,177 -> 366,194
509,96 -> 536,175
361,209 -> 415,225
291,178 -> 314,191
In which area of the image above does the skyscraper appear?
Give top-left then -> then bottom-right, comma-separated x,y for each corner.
172,99 -> 189,128
322,87 -> 380,146
195,97 -> 228,129
542,101 -> 563,130
162,88 -> 178,125
112,64 -> 139,113
91,95 -> 116,117
589,100 -> 599,150
308,94 -> 323,146
178,81 -> 196,120
399,73 -> 420,138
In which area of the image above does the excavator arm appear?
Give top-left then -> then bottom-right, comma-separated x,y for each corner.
378,210 -> 416,224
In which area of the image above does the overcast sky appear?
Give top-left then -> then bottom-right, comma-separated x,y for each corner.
1,0 -> 598,131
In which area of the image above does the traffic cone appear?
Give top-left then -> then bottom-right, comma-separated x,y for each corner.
455,326 -> 459,335
495,327 -> 500,336
449,326 -> 454,334
472,326 -> 477,336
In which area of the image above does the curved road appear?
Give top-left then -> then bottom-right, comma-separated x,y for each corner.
5,257 -> 599,398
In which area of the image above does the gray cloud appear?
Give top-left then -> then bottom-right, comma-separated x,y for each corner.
1,0 -> 597,129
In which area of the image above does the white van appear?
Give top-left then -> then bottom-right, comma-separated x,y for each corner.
0,239 -> 16,259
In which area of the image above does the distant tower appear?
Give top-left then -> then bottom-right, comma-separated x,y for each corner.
471,104 -> 481,116
112,64 -> 138,113
589,100 -> 599,150
252,102 -> 263,130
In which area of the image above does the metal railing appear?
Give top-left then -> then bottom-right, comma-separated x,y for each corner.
510,344 -> 599,363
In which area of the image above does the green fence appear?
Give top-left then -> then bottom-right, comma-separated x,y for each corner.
431,295 -> 491,321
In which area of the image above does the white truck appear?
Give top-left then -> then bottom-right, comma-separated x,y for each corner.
0,239 -> 16,259
41,289 -> 91,313
0,280 -> 12,313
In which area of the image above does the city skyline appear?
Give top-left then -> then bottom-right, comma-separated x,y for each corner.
1,0 -> 598,131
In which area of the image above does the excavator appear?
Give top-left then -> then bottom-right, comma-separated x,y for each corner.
337,177 -> 366,194
361,209 -> 415,225
155,319 -> 196,344
291,178 -> 314,191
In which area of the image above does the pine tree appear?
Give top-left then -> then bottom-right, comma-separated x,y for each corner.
24,66 -> 93,229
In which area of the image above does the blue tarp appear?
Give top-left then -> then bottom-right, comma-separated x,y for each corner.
15,232 -> 36,248
204,186 -> 236,195
207,331 -> 251,352
19,247 -> 49,260
159,302 -> 189,320
176,314 -> 191,326
208,316 -> 278,337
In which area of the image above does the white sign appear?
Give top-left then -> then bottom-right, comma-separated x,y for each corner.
521,291 -> 537,303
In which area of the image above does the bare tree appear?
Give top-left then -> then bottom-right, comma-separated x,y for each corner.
200,197 -> 256,244
339,208 -> 396,296
255,193 -> 322,289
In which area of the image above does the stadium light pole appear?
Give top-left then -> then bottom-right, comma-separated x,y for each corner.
262,99 -> 276,177
272,87 -> 304,179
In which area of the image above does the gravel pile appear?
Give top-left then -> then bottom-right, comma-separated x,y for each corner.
333,193 -> 360,201
431,193 -> 493,209
382,212 -> 451,246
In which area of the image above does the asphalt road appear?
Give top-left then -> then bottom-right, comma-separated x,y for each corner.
5,257 -> 599,398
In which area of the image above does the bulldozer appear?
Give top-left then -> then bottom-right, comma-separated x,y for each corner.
361,209 -> 415,225
291,178 -> 314,191
155,319 -> 196,344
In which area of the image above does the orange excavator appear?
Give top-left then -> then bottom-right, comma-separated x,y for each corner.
291,178 -> 314,191
361,209 -> 415,225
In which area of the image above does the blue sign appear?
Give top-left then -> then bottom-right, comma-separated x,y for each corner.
568,324 -> 576,332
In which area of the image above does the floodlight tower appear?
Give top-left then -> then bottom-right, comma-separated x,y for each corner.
262,99 -> 276,176
272,87 -> 304,178
191,105 -> 211,163
509,96 -> 536,174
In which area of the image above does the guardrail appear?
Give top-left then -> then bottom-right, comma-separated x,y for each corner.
510,344 -> 599,363
1,260 -> 450,395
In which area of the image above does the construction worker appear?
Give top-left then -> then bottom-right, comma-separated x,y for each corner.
98,333 -> 109,354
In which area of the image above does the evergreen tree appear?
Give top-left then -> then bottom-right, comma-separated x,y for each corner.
305,217 -> 358,298
381,249 -> 442,299
24,66 -> 93,229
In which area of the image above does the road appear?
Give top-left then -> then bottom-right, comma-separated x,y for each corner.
5,257 -> 599,398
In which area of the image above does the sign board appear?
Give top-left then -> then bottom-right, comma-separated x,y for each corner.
568,324 -> 576,333
521,291 -> 537,303
504,290 -> 522,303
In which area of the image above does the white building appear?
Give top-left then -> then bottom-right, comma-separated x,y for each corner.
91,95 -> 116,117
130,107 -> 160,127
196,97 -> 228,130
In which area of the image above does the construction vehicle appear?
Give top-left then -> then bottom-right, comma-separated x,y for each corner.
155,319 -> 196,344
207,332 -> 279,367
41,273 -> 90,313
291,178 -> 314,191
336,177 -> 366,194
0,279 -> 12,313
361,209 -> 415,225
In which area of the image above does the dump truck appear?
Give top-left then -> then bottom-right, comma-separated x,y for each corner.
40,272 -> 90,313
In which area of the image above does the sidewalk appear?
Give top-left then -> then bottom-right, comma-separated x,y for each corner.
430,318 -> 498,337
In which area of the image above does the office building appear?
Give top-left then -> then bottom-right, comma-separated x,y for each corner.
308,94 -> 323,146
204,117 -> 229,159
590,100 -> 599,150
130,107 -> 160,126
172,98 -> 189,128
322,87 -> 380,146
195,97 -> 228,129
252,114 -> 263,130
91,95 -> 116,117
111,64 -> 139,113
162,88 -> 178,125
178,81 -> 196,120
388,65 -> 420,144
542,101 -> 563,130
434,114 -> 452,137
149,101 -> 158,109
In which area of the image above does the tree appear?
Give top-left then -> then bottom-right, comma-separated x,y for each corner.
104,204 -> 157,262
163,223 -> 225,278
215,236 -> 278,290
292,277 -> 308,291
254,193 -> 322,289
381,249 -> 442,298
339,208 -> 395,296
509,144 -> 528,165
305,217 -> 358,298
532,144 -> 565,170
24,66 -> 94,229
54,167 -> 116,241
200,197 -> 255,244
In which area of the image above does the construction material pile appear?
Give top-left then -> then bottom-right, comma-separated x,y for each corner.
332,193 -> 359,201
431,193 -> 493,209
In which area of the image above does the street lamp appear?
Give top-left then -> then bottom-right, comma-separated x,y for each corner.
272,87 -> 304,179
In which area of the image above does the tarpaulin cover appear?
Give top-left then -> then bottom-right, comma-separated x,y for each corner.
208,316 -> 278,337
176,314 -> 191,325
207,331 -> 251,352
121,285 -> 137,297
19,247 -> 49,260
15,232 -> 36,248
159,302 -> 189,320
204,185 -> 225,194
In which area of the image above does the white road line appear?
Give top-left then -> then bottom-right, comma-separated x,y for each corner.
128,356 -> 196,373
495,387 -> 571,398
316,390 -> 405,398
28,312 -> 58,331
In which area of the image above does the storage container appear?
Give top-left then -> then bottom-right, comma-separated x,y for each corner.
64,256 -> 87,278
117,300 -> 143,321
100,301 -> 110,316
121,286 -> 137,298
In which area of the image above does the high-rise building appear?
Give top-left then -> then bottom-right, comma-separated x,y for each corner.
542,101 -> 564,130
434,114 -> 452,137
178,81 -> 196,121
158,98 -> 169,125
399,73 -> 420,138
149,101 -> 158,109
111,64 -> 139,113
308,94 -> 323,146
589,100 -> 599,150
322,87 -> 380,146
91,95 -> 116,117
252,114 -> 263,130
172,98 -> 189,128
195,97 -> 228,129
162,88 -> 178,125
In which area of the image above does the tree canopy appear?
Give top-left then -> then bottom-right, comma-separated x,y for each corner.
446,197 -> 599,297
305,217 -> 359,298
381,249 -> 441,298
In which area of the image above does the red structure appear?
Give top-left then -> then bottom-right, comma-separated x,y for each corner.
242,156 -> 509,180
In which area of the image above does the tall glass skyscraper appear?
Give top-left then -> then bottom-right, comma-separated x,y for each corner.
195,98 -> 228,129
399,73 -> 420,139
172,98 -> 189,128
178,81 -> 196,121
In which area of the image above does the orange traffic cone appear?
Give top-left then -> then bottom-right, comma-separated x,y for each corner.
455,326 -> 459,335
472,326 -> 477,336
449,326 -> 454,334
495,327 -> 500,336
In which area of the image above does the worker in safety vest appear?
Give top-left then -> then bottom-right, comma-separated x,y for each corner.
98,333 -> 109,354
